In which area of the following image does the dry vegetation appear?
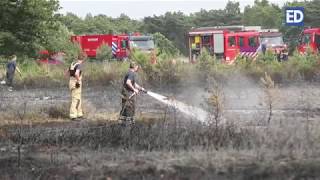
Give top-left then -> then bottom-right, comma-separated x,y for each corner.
1,52 -> 320,179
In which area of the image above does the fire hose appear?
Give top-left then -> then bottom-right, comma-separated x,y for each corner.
129,89 -> 148,99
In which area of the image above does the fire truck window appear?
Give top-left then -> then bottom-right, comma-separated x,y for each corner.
228,36 -> 236,47
239,37 -> 244,47
121,40 -> 127,48
314,34 -> 320,44
316,34 -> 320,49
202,36 -> 210,44
303,34 -> 311,44
249,37 -> 258,47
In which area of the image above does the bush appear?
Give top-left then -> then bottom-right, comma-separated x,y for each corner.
63,42 -> 83,63
153,32 -> 180,57
197,48 -> 216,73
96,43 -> 113,61
84,61 -> 128,86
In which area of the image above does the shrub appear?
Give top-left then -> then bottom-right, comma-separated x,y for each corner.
197,48 -> 216,74
96,43 -> 113,61
84,61 -> 128,86
153,32 -> 180,57
130,48 -> 151,66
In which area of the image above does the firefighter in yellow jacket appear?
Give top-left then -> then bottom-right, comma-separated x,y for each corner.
68,55 -> 85,120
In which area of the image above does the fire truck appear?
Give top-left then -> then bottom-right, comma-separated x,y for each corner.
188,26 -> 286,63
259,30 -> 288,61
71,34 -> 129,59
71,34 -> 155,60
298,28 -> 320,54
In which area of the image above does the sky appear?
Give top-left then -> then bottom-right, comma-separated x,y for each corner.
59,0 -> 288,20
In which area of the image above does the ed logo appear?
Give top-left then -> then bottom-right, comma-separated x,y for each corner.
285,7 -> 304,26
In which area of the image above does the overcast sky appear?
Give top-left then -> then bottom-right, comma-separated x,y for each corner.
59,0 -> 288,20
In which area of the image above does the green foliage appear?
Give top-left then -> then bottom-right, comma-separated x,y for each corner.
60,13 -> 142,35
5,52 -> 320,89
153,32 -> 179,57
96,43 -> 113,61
130,49 -> 151,66
84,61 -> 128,86
243,0 -> 281,28
64,42 -> 83,63
192,1 -> 241,27
255,50 -> 277,62
38,22 -> 82,63
129,48 -> 185,86
0,0 -> 60,56
197,48 -> 216,74
143,12 -> 193,55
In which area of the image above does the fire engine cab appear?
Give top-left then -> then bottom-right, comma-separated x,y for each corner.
298,28 -> 320,54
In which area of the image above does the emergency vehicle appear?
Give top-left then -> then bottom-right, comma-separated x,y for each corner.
188,26 -> 261,64
37,50 -> 64,65
71,34 -> 129,59
71,34 -> 155,60
259,30 -> 288,61
188,26 -> 288,64
298,28 -> 320,54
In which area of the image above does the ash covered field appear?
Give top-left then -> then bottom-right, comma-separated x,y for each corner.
1,77 -> 320,180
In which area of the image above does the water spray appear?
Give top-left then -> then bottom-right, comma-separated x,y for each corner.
142,90 -> 208,123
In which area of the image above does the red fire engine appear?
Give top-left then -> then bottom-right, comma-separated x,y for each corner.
188,26 -> 289,64
188,26 -> 261,64
71,34 -> 129,59
71,34 -> 155,60
298,28 -> 320,54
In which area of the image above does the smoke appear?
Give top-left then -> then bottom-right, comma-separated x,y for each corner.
143,69 -> 270,125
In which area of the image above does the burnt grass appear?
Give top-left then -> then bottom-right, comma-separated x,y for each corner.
2,78 -> 320,179
1,119 -> 320,180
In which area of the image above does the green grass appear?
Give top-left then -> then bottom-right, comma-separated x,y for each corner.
2,51 -> 320,88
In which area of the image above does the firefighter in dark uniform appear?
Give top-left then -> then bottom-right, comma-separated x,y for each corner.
68,54 -> 85,120
6,55 -> 21,91
119,62 -> 145,125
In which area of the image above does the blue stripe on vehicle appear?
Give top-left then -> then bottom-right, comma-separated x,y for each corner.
112,42 -> 117,55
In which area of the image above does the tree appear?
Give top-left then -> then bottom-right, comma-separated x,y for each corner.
60,13 -> 142,35
242,0 -> 281,28
60,12 -> 89,35
224,1 -> 242,25
153,32 -> 180,57
143,12 -> 193,55
0,0 -> 60,57
304,0 -> 320,28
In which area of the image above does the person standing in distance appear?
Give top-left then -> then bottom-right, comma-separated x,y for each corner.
6,55 -> 21,91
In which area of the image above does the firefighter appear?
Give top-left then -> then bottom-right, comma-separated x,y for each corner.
261,40 -> 268,55
68,54 -> 85,120
6,55 -> 21,91
119,61 -> 145,125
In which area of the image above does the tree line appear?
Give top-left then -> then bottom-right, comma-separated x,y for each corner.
0,0 -> 320,59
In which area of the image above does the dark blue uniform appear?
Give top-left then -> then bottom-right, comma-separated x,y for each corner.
6,61 -> 16,86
